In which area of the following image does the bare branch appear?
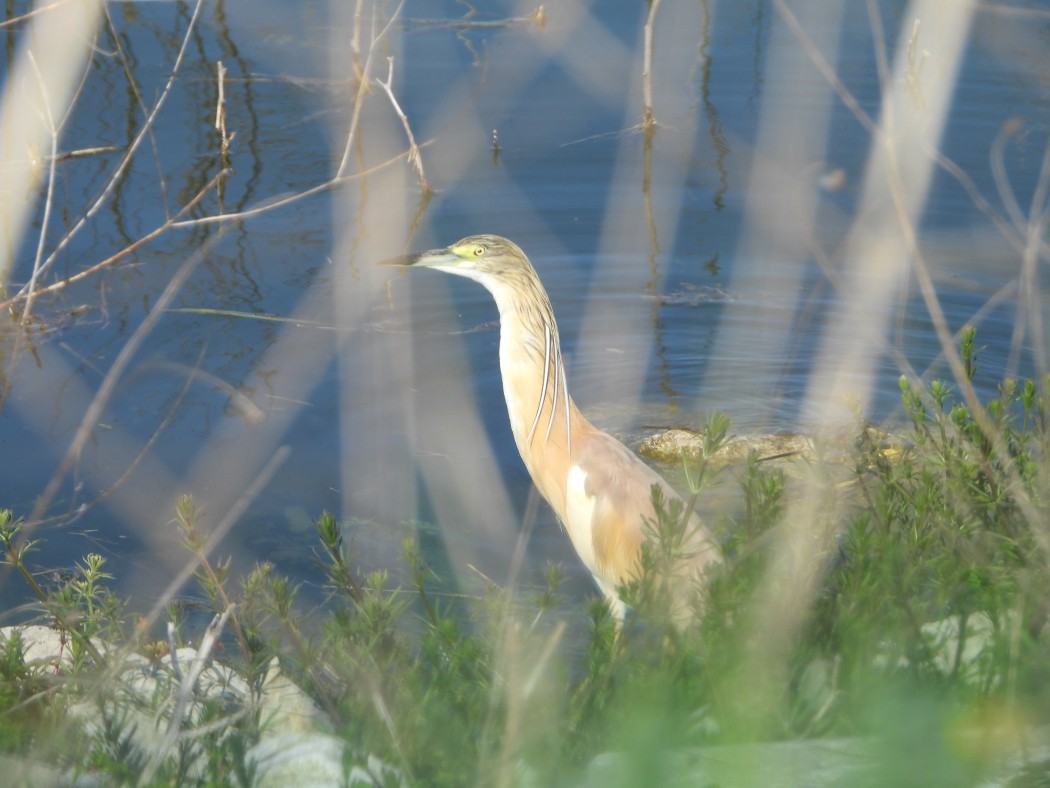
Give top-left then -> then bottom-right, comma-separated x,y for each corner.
215,59 -> 232,165
27,230 -> 225,527
641,0 -> 661,129
21,51 -> 59,327
168,144 -> 430,229
0,0 -> 76,31
0,168 -> 229,312
377,56 -> 432,195
18,0 -> 207,299
335,0 -> 406,179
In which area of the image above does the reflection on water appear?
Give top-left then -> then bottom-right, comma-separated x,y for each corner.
0,1 -> 1047,618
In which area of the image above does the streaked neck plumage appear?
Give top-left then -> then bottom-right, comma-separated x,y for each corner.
469,266 -> 582,475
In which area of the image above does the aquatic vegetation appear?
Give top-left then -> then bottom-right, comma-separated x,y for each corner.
0,340 -> 1045,784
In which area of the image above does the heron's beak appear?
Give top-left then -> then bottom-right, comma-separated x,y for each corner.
380,247 -> 459,268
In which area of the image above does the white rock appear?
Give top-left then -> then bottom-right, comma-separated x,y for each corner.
248,732 -> 402,787
258,656 -> 331,735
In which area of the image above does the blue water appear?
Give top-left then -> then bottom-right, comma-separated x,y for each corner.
1,0 -> 1047,619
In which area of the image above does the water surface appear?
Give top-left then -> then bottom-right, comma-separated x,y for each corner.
1,0 -> 1047,619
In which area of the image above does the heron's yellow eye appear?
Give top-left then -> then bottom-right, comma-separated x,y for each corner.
473,245 -> 486,257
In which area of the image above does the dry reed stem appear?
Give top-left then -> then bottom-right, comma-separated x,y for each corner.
336,0 -> 406,180
20,51 -> 58,328
0,0 -> 77,30
167,145 -> 429,230
214,60 -> 227,143
0,0 -> 100,291
77,5 -> 424,730
0,168 -> 228,312
377,56 -> 432,195
99,0 -> 172,219
15,0 -> 206,301
27,231 -> 225,528
27,347 -> 209,531
215,60 -> 232,164
351,0 -> 366,84
772,0 -> 878,138
729,0 -> 988,736
928,122 -> 1045,259
641,0 -> 661,128
155,0 -> 423,234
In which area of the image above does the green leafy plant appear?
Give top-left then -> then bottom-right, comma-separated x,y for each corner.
0,333 -> 1047,783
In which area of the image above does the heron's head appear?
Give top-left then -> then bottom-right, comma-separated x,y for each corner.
383,234 -> 537,288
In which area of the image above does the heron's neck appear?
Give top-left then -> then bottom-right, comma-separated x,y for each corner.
486,278 -> 583,464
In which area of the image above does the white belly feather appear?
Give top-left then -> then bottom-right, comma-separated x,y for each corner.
565,465 -> 598,576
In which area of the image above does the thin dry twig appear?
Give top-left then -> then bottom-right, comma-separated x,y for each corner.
772,0 -> 879,138
100,0 -> 172,219
215,59 -> 232,166
351,0 -> 366,84
1012,137 -> 1050,379
335,0 -> 407,179
16,0 -> 206,300
991,119 -> 1029,235
214,59 -> 231,208
6,0 -> 422,310
377,56 -> 432,194
168,144 -> 430,229
27,230 -> 226,528
923,127 -> 1041,260
408,6 -> 546,30
866,0 -> 892,113
21,51 -> 59,327
55,344 -> 213,526
641,0 -> 661,129
214,60 -> 228,147
53,146 -> 119,161
0,0 -> 76,30
0,168 -> 228,312
0,138 -> 429,310
154,0 -> 417,232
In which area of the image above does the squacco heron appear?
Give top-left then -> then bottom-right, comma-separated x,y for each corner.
386,235 -> 719,621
